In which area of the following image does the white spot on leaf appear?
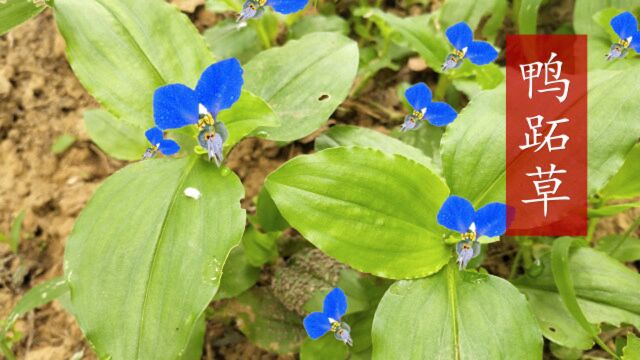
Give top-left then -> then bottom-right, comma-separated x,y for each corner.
184,187 -> 201,200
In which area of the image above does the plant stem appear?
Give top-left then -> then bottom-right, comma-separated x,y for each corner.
255,20 -> 271,49
508,247 -> 523,281
434,75 -> 451,101
585,218 -> 599,244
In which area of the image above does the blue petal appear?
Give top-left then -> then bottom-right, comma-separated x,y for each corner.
446,22 -> 473,50
473,202 -> 507,237
466,41 -> 498,65
145,127 -> 164,145
153,84 -> 199,130
611,12 -> 638,39
630,32 -> 640,52
323,288 -> 347,321
437,195 -> 475,233
405,83 -> 432,111
158,139 -> 180,156
195,58 -> 244,117
425,102 -> 457,126
303,312 -> 331,340
267,0 -> 308,14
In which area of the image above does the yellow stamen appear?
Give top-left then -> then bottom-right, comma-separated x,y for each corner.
619,39 -> 631,49
461,231 -> 476,241
330,320 -> 340,332
198,113 -> 215,129
454,49 -> 465,59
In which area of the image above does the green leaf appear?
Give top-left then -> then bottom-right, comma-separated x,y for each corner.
242,224 -> 278,267
300,333 -> 349,360
53,0 -> 214,126
441,84 -> 505,206
223,288 -> 305,354
205,0 -> 241,12
203,19 -> 263,64
587,68 -> 640,195
550,238 -> 608,351
574,1 -> 639,39
217,90 -> 280,147
517,0 -> 544,34
361,9 -> 449,72
244,32 -> 359,141
1,277 -> 68,335
515,247 -> 640,350
392,123 -> 445,169
442,66 -> 640,206
9,210 -> 25,254
600,144 -> 640,200
182,314 -> 205,360
289,15 -> 349,39
0,0 -> 47,35
265,146 -> 450,279
255,187 -> 289,232
51,134 -> 76,155
439,0 -> 507,39
372,266 -> 543,359
83,109 -> 148,161
588,202 -> 640,217
315,125 -> 437,173
64,157 -> 245,359
214,244 -> 260,300
623,333 -> 640,360
596,235 -> 640,263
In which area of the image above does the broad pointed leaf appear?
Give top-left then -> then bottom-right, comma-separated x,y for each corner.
0,0 -> 47,35
441,65 -> 640,207
65,157 -> 245,359
244,32 -> 359,141
53,0 -> 214,126
372,266 -> 543,359
515,247 -> 640,349
315,125 -> 437,173
83,109 -> 148,161
265,146 -> 450,279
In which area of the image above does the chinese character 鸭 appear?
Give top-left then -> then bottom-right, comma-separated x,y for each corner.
519,115 -> 569,152
522,164 -> 570,217
520,52 -> 570,103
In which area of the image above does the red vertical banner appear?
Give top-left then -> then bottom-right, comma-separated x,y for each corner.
506,35 -> 587,236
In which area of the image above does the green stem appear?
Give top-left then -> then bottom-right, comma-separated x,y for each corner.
508,247 -> 523,281
434,75 -> 451,101
254,20 -> 271,49
623,215 -> 640,239
446,263 -> 461,360
585,218 -> 599,244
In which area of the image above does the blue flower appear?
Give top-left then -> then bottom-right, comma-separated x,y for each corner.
437,195 -> 507,269
238,0 -> 309,22
303,288 -> 353,347
152,58 -> 243,166
442,22 -> 498,71
607,12 -> 640,60
142,127 -> 180,159
402,83 -> 457,131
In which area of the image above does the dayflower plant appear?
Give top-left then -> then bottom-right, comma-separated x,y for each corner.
401,82 -> 457,131
142,127 -> 180,159
238,0 -> 309,22
606,11 -> 640,60
153,58 -> 243,167
436,195 -> 507,269
442,22 -> 499,71
303,288 -> 353,347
